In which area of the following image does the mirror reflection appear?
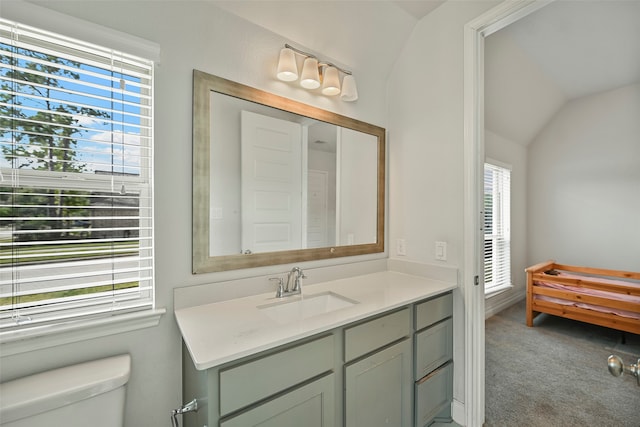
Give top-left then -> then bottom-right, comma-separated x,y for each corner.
210,92 -> 378,256
193,71 -> 385,273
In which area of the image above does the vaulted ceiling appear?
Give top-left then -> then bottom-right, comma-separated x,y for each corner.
213,0 -> 640,146
486,0 -> 640,145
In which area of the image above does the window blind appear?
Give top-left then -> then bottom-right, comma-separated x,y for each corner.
0,18 -> 154,329
484,162 -> 511,294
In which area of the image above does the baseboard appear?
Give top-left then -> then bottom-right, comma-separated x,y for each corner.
485,290 -> 525,319
452,399 -> 465,425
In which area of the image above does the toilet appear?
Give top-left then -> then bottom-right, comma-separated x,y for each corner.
0,354 -> 131,427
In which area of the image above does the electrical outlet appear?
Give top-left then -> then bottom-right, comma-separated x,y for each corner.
435,241 -> 447,261
396,239 -> 406,256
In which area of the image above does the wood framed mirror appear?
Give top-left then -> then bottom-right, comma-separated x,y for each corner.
193,70 -> 385,273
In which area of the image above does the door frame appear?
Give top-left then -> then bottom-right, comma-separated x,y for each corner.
307,169 -> 330,248
462,1 -> 552,425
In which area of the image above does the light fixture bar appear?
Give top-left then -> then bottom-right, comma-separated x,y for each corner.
277,43 -> 358,101
284,43 -> 352,76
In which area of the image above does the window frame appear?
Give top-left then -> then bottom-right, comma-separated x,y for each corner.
0,6 -> 163,355
483,159 -> 512,296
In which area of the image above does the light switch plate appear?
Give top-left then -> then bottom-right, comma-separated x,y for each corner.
397,239 -> 406,256
435,241 -> 447,261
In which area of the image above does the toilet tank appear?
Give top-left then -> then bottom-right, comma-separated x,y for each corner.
0,354 -> 131,427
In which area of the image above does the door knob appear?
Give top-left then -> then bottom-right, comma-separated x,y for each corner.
607,355 -> 640,386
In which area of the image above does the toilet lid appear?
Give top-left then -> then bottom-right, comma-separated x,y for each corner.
0,354 -> 130,423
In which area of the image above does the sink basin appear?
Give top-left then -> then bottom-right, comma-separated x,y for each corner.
258,292 -> 358,324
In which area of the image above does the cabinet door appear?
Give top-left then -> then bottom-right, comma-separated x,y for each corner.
345,339 -> 412,427
220,373 -> 335,427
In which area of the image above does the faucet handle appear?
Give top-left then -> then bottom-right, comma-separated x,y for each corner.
291,268 -> 306,292
269,277 -> 285,298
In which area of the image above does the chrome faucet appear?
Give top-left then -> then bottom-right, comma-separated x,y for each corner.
287,267 -> 307,294
270,267 -> 307,298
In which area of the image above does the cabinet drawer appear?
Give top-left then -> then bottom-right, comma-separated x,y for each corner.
344,308 -> 410,362
415,292 -> 452,331
219,335 -> 334,416
415,361 -> 453,427
221,373 -> 335,427
414,318 -> 453,380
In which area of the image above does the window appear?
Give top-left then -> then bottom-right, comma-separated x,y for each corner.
484,161 -> 511,294
0,18 -> 154,331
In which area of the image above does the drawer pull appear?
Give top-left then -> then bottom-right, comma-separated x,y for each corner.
416,360 -> 452,385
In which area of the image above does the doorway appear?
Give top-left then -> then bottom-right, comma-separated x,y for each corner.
463,1 -> 550,425
465,0 -> 639,424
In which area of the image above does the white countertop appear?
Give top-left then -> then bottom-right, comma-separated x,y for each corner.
175,270 -> 456,371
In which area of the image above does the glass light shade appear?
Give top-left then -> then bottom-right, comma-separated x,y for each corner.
340,74 -> 358,102
321,66 -> 341,96
300,57 -> 321,89
276,47 -> 298,82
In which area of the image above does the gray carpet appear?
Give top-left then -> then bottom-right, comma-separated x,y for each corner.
485,300 -> 640,427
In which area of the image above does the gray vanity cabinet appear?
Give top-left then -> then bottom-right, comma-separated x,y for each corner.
414,293 -> 454,426
181,291 -> 454,427
344,308 -> 412,427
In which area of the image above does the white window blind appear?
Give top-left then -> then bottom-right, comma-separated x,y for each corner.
484,161 -> 511,294
0,18 -> 154,330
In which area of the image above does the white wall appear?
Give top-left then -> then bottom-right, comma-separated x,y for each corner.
484,130 -> 528,317
387,0 -> 499,413
484,27 -> 565,146
528,83 -> 640,271
338,128 -> 378,245
1,2 -> 388,426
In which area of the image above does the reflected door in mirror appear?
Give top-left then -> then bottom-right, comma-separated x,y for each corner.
240,110 -> 303,254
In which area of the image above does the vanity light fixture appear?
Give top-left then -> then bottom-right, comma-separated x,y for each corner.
276,44 -> 358,102
276,47 -> 298,81
300,57 -> 321,89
